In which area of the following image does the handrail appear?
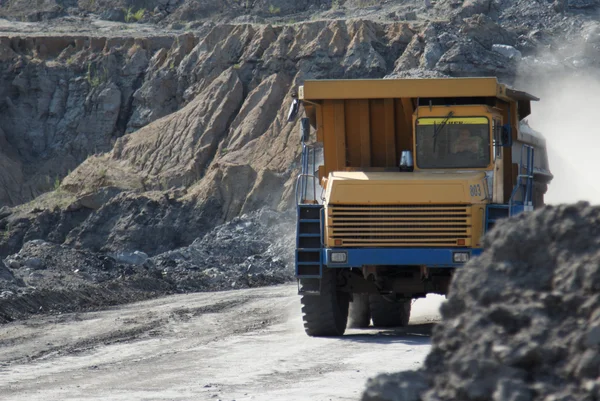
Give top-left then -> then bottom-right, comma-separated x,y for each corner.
508,144 -> 535,216
295,173 -> 320,205
295,138 -> 320,205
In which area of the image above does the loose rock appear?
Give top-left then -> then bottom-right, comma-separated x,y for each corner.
24,257 -> 44,270
0,209 -> 294,323
363,203 -> 600,401
492,44 -> 522,61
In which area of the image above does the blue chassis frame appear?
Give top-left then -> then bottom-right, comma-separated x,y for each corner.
323,247 -> 483,269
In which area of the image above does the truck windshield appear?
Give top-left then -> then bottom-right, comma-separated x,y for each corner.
416,116 -> 491,169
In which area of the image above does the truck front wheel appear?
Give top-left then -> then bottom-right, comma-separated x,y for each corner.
369,295 -> 411,328
300,268 -> 349,336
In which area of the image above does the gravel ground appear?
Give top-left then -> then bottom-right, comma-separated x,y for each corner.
0,285 -> 440,401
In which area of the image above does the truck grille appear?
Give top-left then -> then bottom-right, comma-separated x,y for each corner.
327,204 -> 471,247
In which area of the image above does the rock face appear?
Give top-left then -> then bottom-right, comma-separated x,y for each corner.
1,0 -> 600,323
0,35 -> 175,207
1,6 -> 577,258
0,20 -> 420,256
0,260 -> 17,283
0,0 -> 335,23
363,203 -> 600,401
1,0 -> 599,260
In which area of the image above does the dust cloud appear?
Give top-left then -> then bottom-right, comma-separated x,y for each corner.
525,73 -> 600,205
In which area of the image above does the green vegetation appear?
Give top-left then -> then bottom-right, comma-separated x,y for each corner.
14,191 -> 78,214
182,175 -> 195,188
332,0 -> 340,10
357,0 -> 378,6
44,175 -> 63,191
268,4 -> 281,14
66,54 -> 77,65
124,7 -> 146,23
2,222 -> 11,240
86,64 -> 107,88
159,177 -> 168,191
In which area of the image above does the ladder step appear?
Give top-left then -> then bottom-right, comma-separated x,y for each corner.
298,275 -> 321,280
298,233 -> 321,237
298,219 -> 320,223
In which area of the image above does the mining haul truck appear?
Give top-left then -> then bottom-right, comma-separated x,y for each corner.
291,77 -> 552,337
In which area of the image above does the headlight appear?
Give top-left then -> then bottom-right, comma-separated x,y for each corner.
330,252 -> 347,263
453,252 -> 470,263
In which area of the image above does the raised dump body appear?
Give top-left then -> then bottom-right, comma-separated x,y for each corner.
292,77 -> 552,337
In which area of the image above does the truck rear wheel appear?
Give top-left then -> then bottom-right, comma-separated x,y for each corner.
369,295 -> 411,328
348,293 -> 371,328
300,268 -> 349,336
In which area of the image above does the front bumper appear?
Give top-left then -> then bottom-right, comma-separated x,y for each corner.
323,247 -> 483,268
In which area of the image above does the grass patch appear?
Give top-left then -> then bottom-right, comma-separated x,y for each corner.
13,190 -> 77,214
124,7 -> 145,23
357,0 -> 378,6
98,168 -> 107,180
86,64 -> 107,88
1,222 -> 11,240
268,4 -> 281,14
66,54 -> 77,65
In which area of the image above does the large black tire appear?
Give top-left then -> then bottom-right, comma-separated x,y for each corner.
369,294 -> 411,328
300,268 -> 349,336
347,293 -> 371,328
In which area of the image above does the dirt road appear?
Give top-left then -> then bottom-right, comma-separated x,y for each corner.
0,285 -> 441,401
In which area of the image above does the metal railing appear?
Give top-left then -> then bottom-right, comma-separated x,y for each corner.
294,118 -> 321,205
509,144 -> 535,216
295,141 -> 319,205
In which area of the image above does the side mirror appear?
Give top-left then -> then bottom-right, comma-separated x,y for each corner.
287,98 -> 299,122
300,118 -> 310,143
500,125 -> 513,147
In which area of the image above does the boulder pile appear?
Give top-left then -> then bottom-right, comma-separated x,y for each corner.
364,202 -> 600,401
0,209 -> 294,323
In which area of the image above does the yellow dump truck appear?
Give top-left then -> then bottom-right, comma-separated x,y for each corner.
291,77 -> 552,336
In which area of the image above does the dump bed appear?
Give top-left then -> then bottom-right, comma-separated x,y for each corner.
299,77 -> 536,182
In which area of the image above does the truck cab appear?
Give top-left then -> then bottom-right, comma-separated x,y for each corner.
293,78 -> 552,336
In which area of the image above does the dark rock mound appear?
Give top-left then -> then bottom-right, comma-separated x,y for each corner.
151,208 -> 295,291
0,209 -> 295,323
363,202 -> 600,401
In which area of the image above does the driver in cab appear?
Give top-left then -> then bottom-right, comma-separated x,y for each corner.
452,128 -> 482,155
